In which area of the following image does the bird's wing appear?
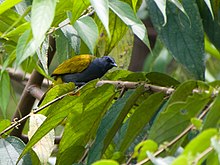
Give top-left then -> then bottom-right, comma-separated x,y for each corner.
52,54 -> 95,75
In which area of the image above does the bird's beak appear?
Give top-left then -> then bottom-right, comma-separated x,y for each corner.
113,63 -> 117,67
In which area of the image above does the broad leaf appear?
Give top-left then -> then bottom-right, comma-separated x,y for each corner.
148,81 -> 212,144
19,81 -> 97,161
87,86 -> 145,164
31,0 -> 56,40
0,71 -> 10,118
148,0 -> 205,80
95,10 -> 128,56
57,84 -> 116,164
119,92 -> 165,153
198,0 -> 220,50
73,16 -> 99,54
59,20 -> 80,54
109,0 -> 150,48
71,0 -> 90,24
0,136 -> 32,165
202,94 -> 220,130
28,114 -> 55,164
0,0 -> 22,15
91,0 -> 110,37
180,129 -> 218,163
203,0 -> 214,19
153,0 -> 167,25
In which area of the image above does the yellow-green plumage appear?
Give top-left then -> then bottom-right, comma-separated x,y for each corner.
52,54 -> 95,76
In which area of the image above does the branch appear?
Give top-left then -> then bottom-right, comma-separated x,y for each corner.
0,66 -> 52,88
10,35 -> 56,139
1,81 -> 174,137
97,80 -> 174,94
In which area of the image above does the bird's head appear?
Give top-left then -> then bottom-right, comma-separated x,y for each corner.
99,56 -> 117,71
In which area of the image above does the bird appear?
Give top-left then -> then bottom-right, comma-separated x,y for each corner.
51,54 -> 117,86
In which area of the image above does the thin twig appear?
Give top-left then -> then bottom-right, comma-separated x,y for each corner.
135,101 -> 214,165
193,146 -> 213,164
0,91 -> 72,137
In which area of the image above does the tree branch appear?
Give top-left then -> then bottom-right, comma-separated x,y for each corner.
10,35 -> 56,140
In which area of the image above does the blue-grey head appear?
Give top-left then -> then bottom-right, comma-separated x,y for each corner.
96,56 -> 117,72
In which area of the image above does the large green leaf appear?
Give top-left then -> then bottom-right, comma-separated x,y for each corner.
0,0 -> 22,15
73,16 -> 98,54
0,136 -> 32,165
39,83 -> 75,115
71,0 -> 90,24
198,0 -> 220,51
52,0 -> 72,26
18,81 -> 97,161
91,0 -> 110,37
148,81 -> 212,144
95,11 -> 128,56
87,86 -> 145,164
173,129 -> 217,164
119,92 -> 165,153
3,22 -> 30,42
202,94 -> 220,130
15,29 -> 43,66
59,21 -> 80,54
31,0 -> 56,40
57,84 -> 116,164
0,9 -> 26,34
0,71 -> 10,118
109,0 -> 150,48
148,0 -> 205,80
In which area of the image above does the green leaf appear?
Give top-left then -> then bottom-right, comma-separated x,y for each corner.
119,92 -> 165,153
73,16 -> 98,54
133,140 -> 158,162
153,0 -> 167,25
202,94 -> 220,130
87,86 -> 144,164
71,0 -> 90,24
172,155 -> 188,165
15,30 -> 43,66
148,0 -> 205,80
39,83 -> 75,115
146,72 -> 180,87
92,159 -> 119,165
198,1 -> 220,51
91,0 -> 110,37
58,84 -> 116,160
31,0 -> 56,40
191,117 -> 202,130
59,20 -> 80,54
95,11 -> 128,56
52,0 -> 72,26
211,136 -> 220,160
3,22 -> 30,42
109,0 -> 150,48
0,0 -> 22,15
203,0 -> 214,19
182,129 -> 217,162
0,136 -> 32,165
0,71 -> 10,118
148,81 -> 211,144
19,81 -> 97,161
56,146 -> 85,165
37,37 -> 49,74
0,119 -> 11,133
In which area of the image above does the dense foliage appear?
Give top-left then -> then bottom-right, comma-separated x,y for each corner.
1,0 -> 220,165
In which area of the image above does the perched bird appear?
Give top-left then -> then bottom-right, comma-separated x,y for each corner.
52,54 -> 117,86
